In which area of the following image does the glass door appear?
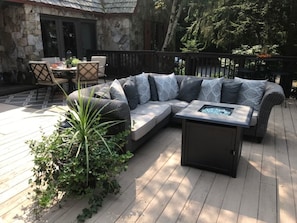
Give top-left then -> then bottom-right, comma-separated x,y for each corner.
63,21 -> 77,58
80,22 -> 96,58
40,15 -> 96,59
41,19 -> 59,57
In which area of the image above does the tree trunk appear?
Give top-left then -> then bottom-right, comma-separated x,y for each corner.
161,0 -> 185,51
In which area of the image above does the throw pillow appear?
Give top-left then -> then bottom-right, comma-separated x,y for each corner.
220,81 -> 242,104
123,77 -> 139,110
235,77 -> 267,111
154,73 -> 179,101
109,79 -> 128,103
177,77 -> 203,102
135,72 -> 151,104
198,77 -> 224,102
94,86 -> 111,99
148,75 -> 159,101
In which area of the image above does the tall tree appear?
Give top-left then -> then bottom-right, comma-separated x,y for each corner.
154,0 -> 188,51
182,0 -> 297,55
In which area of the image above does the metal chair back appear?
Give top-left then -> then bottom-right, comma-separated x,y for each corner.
91,56 -> 107,79
29,61 -> 56,83
75,61 -> 100,83
28,61 -> 68,99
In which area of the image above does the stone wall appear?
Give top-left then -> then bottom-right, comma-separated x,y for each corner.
0,2 -> 145,79
99,16 -> 132,50
0,4 -> 43,79
0,5 -> 26,74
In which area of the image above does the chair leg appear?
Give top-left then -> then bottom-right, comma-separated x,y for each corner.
50,86 -> 56,101
69,82 -> 75,94
36,86 -> 39,100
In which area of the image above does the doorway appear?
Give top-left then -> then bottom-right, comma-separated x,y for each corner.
40,15 -> 96,59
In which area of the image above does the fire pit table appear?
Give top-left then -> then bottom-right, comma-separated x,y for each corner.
175,100 -> 253,177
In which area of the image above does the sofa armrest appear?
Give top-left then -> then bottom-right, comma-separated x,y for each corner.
256,81 -> 285,136
67,89 -> 130,121
67,89 -> 132,151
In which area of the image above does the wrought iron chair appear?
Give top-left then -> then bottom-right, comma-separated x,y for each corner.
28,61 -> 68,99
91,55 -> 107,83
72,61 -> 100,88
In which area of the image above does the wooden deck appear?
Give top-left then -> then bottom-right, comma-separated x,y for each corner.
1,98 -> 297,223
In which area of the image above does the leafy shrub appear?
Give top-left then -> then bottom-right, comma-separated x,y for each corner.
27,87 -> 132,222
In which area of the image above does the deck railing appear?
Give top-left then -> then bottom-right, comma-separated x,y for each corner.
86,50 -> 297,81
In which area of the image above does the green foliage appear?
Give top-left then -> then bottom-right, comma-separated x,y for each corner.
181,39 -> 204,52
232,44 -> 279,55
66,57 -> 81,67
154,0 -> 167,11
181,0 -> 297,55
27,87 -> 133,222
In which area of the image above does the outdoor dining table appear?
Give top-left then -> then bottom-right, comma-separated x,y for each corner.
51,65 -> 77,93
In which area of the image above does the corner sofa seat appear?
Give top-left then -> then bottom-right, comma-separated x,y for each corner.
130,102 -> 171,141
67,73 -> 285,152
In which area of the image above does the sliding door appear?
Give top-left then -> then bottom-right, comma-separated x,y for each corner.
40,15 -> 96,59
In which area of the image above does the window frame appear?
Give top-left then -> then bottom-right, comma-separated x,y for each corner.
40,14 -> 97,59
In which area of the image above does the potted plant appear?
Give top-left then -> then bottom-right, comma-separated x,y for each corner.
27,86 -> 132,222
66,57 -> 81,67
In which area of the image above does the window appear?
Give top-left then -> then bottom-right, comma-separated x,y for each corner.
63,21 -> 77,57
40,15 -> 96,59
41,20 -> 59,57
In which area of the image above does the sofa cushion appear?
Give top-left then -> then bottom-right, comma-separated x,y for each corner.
156,99 -> 189,114
110,79 -> 128,103
131,101 -> 171,124
130,113 -> 156,141
198,78 -> 223,103
221,81 -> 242,104
235,77 -> 267,111
153,73 -> 179,101
250,110 -> 258,126
94,86 -> 111,99
177,77 -> 203,102
123,77 -> 139,110
148,75 -> 159,101
135,72 -> 151,104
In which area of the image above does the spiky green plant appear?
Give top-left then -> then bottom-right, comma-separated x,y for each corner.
27,84 -> 132,222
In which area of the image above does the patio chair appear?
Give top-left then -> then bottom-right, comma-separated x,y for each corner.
91,55 -> 107,83
42,57 -> 63,76
28,61 -> 68,100
72,61 -> 100,88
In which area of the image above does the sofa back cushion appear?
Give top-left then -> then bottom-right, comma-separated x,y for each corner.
135,73 -> 151,104
123,77 -> 139,110
177,77 -> 203,102
235,77 -> 267,111
94,86 -> 111,99
148,75 -> 159,101
220,80 -> 242,104
153,73 -> 179,101
198,77 -> 224,102
110,79 -> 128,103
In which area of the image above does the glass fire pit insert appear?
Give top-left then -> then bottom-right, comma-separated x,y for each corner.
199,105 -> 234,116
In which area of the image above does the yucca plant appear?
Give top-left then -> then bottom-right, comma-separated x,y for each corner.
27,84 -> 132,222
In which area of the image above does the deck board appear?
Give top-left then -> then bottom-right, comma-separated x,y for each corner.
1,99 -> 297,223
0,104 -> 66,222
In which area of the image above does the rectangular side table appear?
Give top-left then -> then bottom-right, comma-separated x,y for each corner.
175,100 -> 253,177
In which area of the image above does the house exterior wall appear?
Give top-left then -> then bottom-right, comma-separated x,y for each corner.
0,4 -> 29,74
0,2 -> 145,76
0,3 -> 96,74
98,15 -> 143,51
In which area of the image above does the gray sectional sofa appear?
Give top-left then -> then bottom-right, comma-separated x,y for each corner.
67,73 -> 285,152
